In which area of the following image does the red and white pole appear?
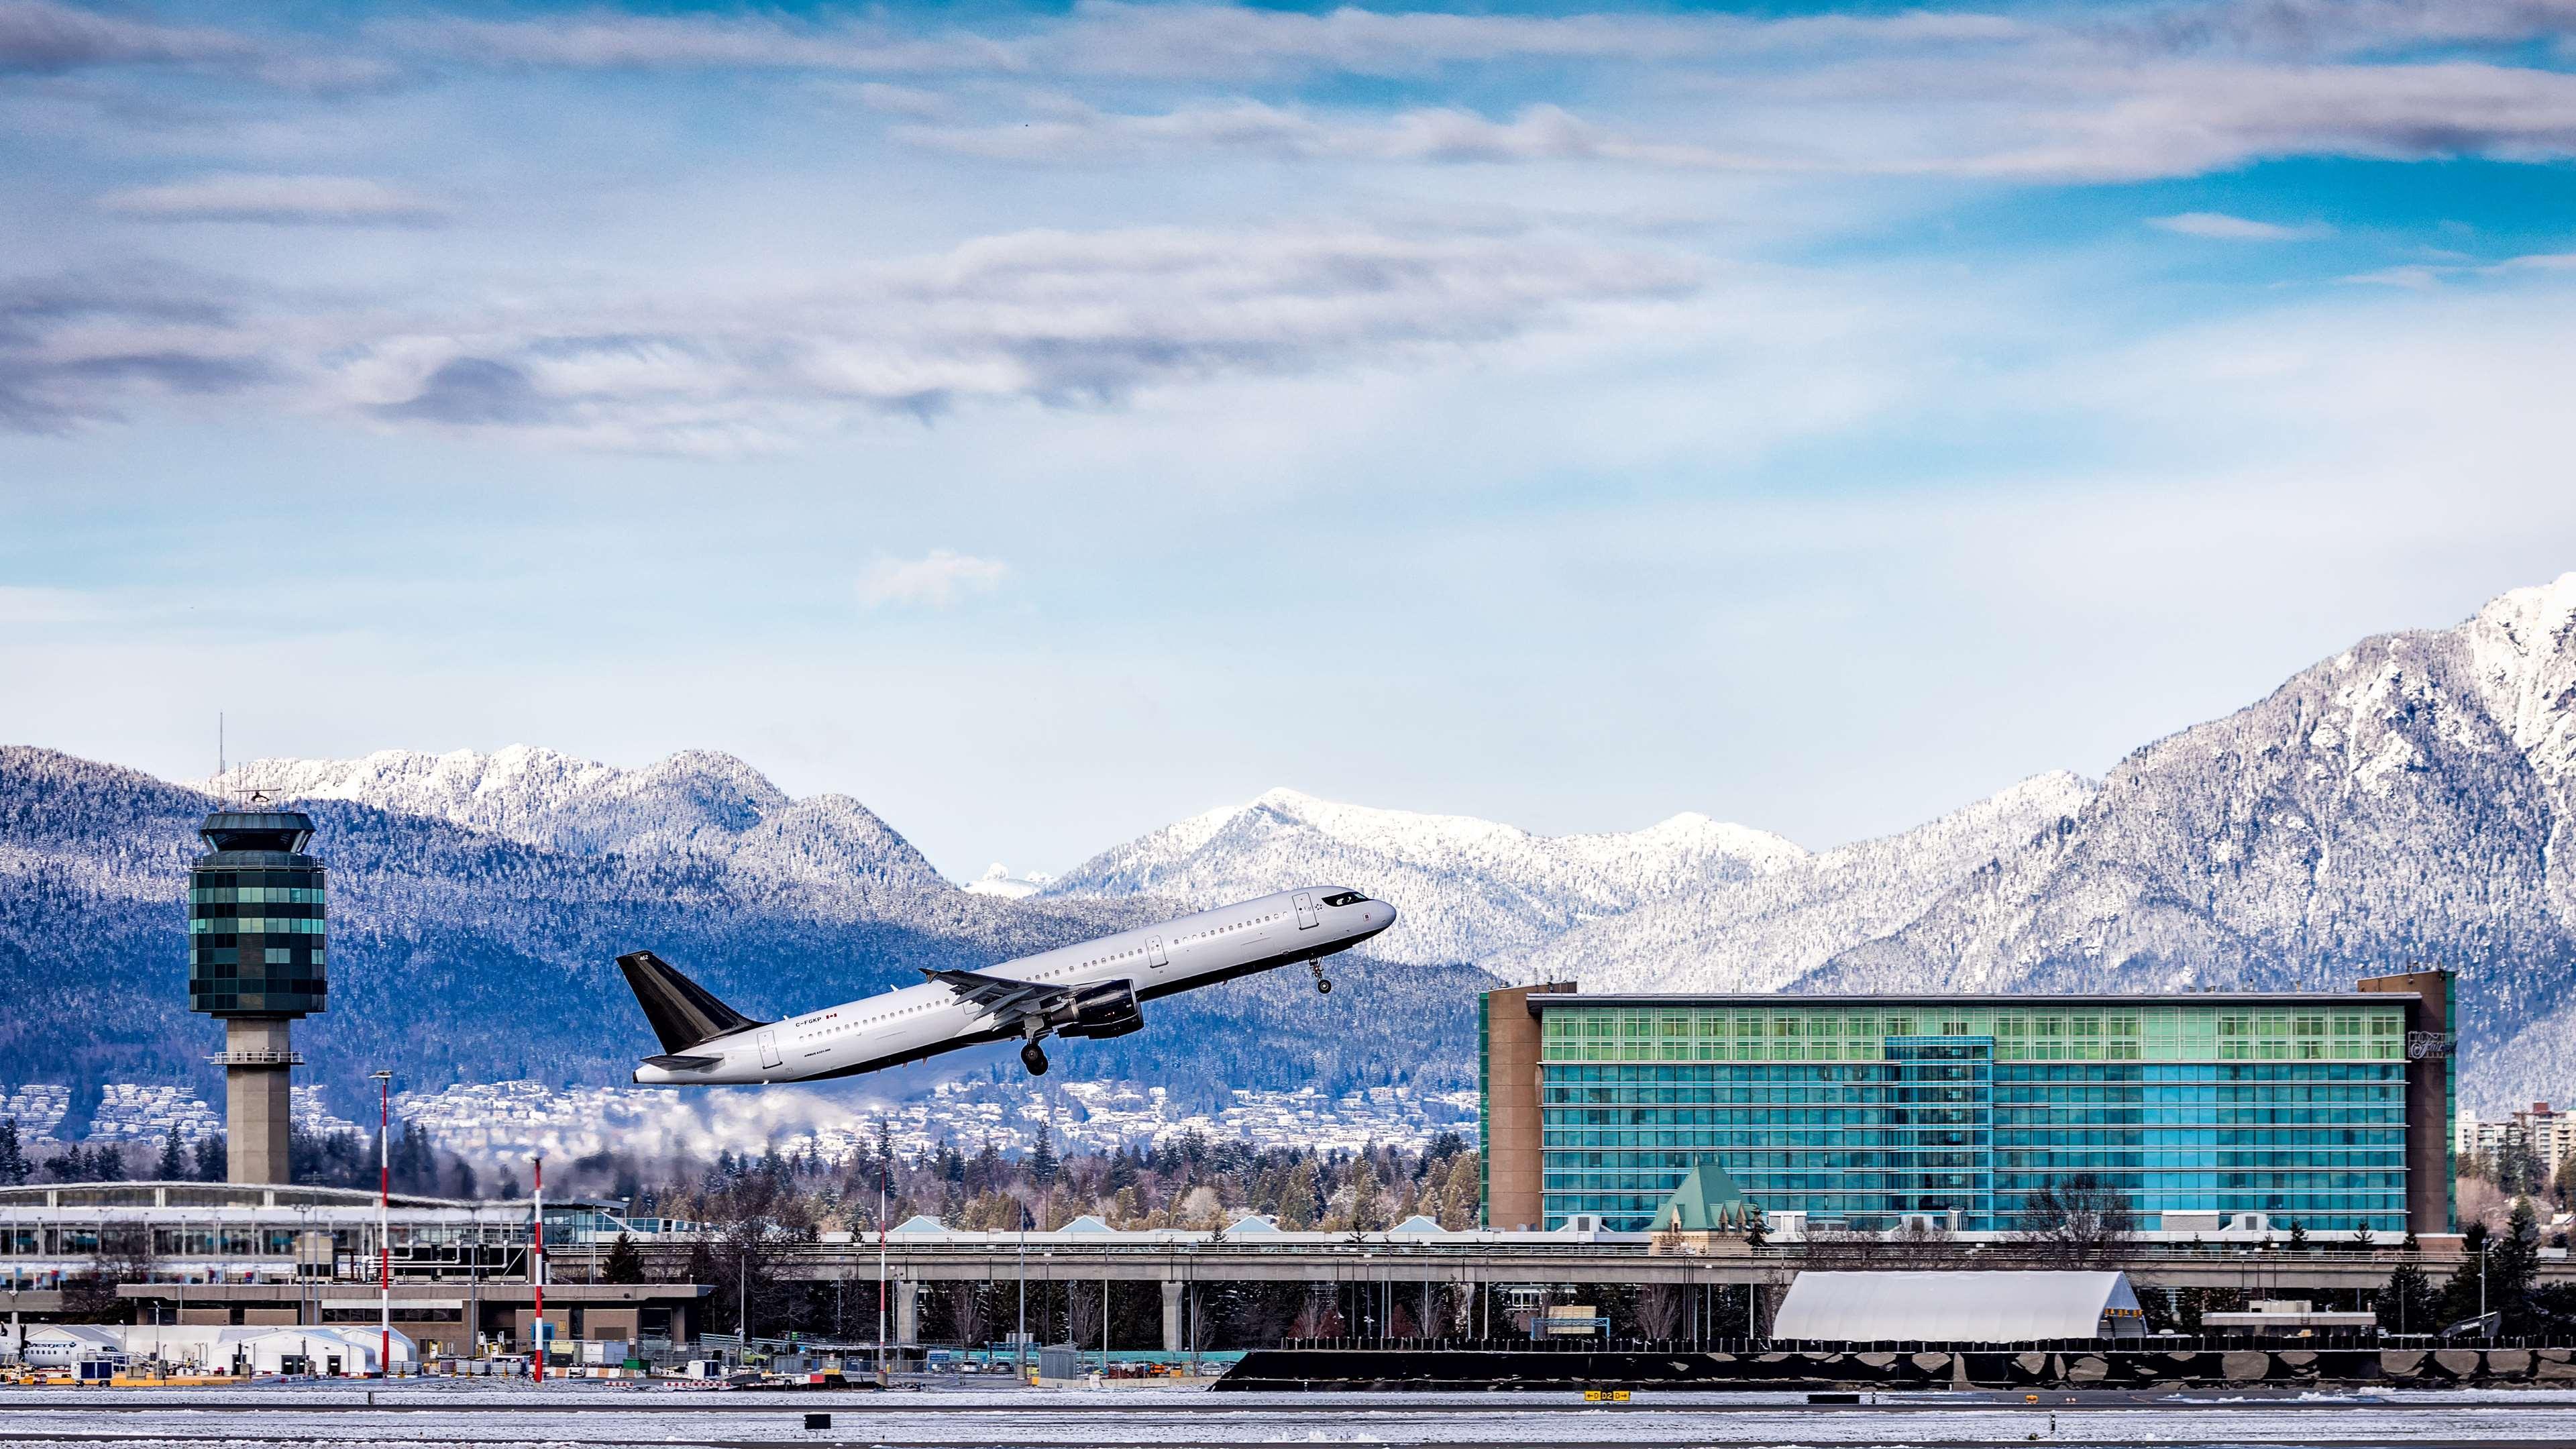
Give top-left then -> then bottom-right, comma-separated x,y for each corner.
532,1155 -> 545,1384
372,1070 -> 392,1379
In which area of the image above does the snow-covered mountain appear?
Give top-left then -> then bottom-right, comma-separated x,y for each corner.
1493,771 -> 2098,994
15,572 -> 2576,1112
964,864 -> 1054,899
0,747 -> 1480,1109
1043,786 -> 1807,964
206,747 -> 944,902
1806,573 -> 2576,1111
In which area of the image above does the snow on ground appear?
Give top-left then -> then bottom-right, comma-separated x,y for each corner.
7,1382 -> 2576,1447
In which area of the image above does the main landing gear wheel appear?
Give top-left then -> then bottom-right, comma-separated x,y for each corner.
1020,1041 -> 1050,1075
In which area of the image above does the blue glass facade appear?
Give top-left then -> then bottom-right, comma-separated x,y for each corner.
1513,997 -> 2415,1234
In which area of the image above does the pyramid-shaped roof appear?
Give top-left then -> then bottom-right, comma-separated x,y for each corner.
1648,1162 -> 1761,1232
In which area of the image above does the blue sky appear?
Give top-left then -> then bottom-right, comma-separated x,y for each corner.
5,0 -> 2576,877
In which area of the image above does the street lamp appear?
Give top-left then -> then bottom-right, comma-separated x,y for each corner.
2479,1236 -> 2494,1325
370,1070 -> 391,1379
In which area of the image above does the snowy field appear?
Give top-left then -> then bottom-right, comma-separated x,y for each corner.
6,1381 -> 2576,1448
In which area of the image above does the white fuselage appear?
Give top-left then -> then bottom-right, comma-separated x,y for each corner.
632,886 -> 1395,1085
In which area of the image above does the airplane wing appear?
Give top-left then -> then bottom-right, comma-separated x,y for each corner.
921,967 -> 1067,1024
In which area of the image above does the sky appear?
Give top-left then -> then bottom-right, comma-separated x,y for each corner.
5,0 -> 2576,880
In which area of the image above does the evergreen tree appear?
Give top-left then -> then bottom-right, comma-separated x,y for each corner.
602,1232 -> 646,1284
2174,1287 -> 2210,1334
680,1234 -> 716,1289
2378,1258 -> 2438,1336
2434,1221 -> 2491,1329
0,1119 -> 30,1185
2285,1220 -> 2311,1254
91,1143 -> 126,1181
2490,1197 -> 2543,1334
392,1123 -> 436,1193
154,1127 -> 186,1181
192,1134 -> 225,1182
1028,1126 -> 1058,1187
1277,1159 -> 1319,1230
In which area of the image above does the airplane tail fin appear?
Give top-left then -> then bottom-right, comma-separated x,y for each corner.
617,950 -> 767,1055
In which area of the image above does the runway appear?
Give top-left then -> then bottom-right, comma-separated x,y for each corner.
5,1383 -> 2576,1448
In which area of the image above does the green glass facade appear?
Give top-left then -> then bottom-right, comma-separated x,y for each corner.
1533,997 -> 2412,1234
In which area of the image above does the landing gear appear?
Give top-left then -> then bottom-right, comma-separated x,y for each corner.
1020,1040 -> 1049,1076
1309,960 -> 1334,994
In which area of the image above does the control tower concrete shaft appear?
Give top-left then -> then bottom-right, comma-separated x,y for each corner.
189,808 -> 329,1184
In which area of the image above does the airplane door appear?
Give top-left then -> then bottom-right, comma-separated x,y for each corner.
757,1030 -> 782,1069
1294,892 -> 1318,930
1146,936 -> 1168,967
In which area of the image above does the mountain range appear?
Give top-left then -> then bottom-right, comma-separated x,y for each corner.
4,572 -> 2573,1118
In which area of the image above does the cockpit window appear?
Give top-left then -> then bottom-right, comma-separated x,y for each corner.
1321,892 -> 1367,907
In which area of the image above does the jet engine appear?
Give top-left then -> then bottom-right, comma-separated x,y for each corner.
1051,979 -> 1144,1039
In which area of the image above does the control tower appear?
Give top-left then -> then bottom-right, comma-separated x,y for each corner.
189,807 -> 329,1183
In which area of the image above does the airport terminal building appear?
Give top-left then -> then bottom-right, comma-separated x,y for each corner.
1479,971 -> 2457,1238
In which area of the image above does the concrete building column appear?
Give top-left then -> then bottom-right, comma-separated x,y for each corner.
1161,1279 -> 1183,1353
894,1279 -> 919,1346
1480,983 -> 1575,1230
221,1018 -> 295,1185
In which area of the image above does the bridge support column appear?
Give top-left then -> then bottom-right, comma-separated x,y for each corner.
1161,1279 -> 1183,1353
896,1279 -> 920,1346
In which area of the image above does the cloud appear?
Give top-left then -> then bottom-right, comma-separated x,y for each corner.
2149,211 -> 2332,241
0,0 -> 246,73
0,270 -> 270,432
389,11 -> 1012,74
857,549 -> 1009,608
2341,248 -> 2576,288
904,101 -> 1728,167
371,357 -> 549,425
0,0 -> 388,89
99,174 -> 448,227
0,586 -> 103,625
0,223 -> 1696,448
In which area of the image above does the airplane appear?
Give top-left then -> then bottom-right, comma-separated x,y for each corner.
618,886 -> 1397,1085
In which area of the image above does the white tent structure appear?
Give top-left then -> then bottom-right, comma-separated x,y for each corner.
1772,1271 -> 2146,1343
61,1325 -> 419,1377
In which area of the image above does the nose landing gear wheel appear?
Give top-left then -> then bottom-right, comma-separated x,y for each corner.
1316,978 -> 1334,994
1020,1041 -> 1049,1075
1309,960 -> 1334,994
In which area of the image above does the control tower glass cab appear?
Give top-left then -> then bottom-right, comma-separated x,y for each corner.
189,808 -> 327,1183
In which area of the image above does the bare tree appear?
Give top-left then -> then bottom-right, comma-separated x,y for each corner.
1633,1283 -> 1690,1342
949,1282 -> 987,1348
1286,1287 -> 1344,1340
2017,1173 -> 2135,1267
1066,1279 -> 1103,1350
